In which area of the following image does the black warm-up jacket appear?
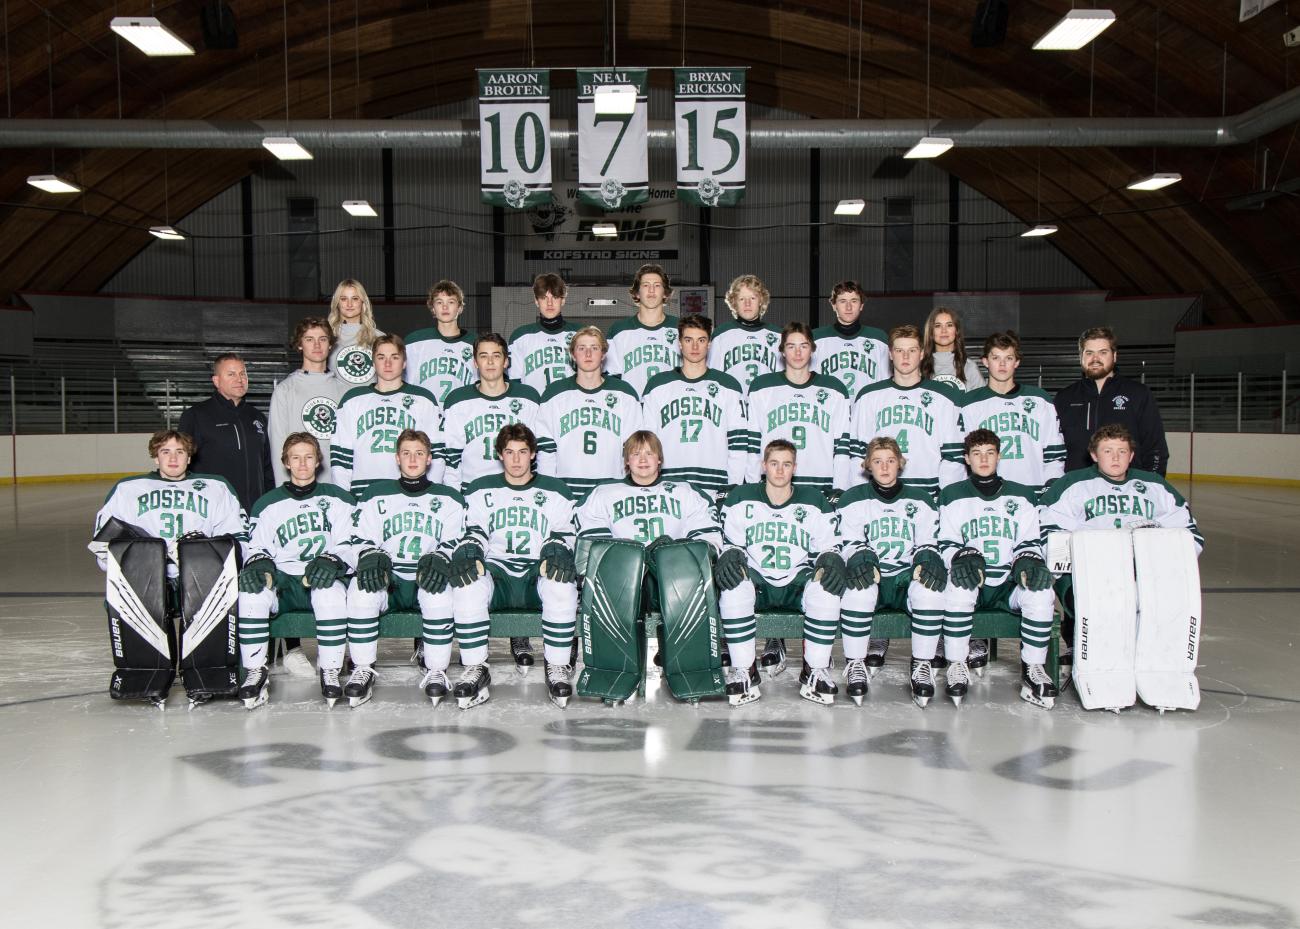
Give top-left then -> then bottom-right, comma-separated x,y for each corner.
1053,373 -> 1170,475
178,393 -> 275,511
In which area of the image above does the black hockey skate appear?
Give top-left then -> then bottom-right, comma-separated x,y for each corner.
545,661 -> 573,709
239,666 -> 270,710
420,669 -> 450,707
759,638 -> 787,678
725,662 -> 761,707
865,637 -> 888,677
510,636 -> 535,672
910,658 -> 935,708
843,658 -> 869,706
798,660 -> 837,706
1020,661 -> 1058,709
319,667 -> 343,708
946,660 -> 970,707
344,666 -> 376,708
968,638 -> 989,677
455,663 -> 491,709
930,637 -> 949,669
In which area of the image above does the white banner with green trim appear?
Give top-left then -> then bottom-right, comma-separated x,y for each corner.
478,69 -> 552,209
577,68 -> 649,209
674,68 -> 747,206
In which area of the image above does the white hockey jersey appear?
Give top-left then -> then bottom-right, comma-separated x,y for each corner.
720,484 -> 840,587
707,319 -> 783,395
507,320 -> 580,395
90,471 -> 247,574
746,372 -> 854,494
812,323 -> 890,399
242,482 -> 356,577
605,315 -> 681,397
535,376 -> 643,503
462,473 -> 576,578
438,381 -> 542,492
640,369 -> 751,496
331,384 -> 444,495
1038,466 -> 1203,552
836,482 -> 940,578
403,328 -> 478,402
937,479 -> 1043,587
576,477 -> 723,550
957,386 -> 1066,494
350,479 -> 467,579
851,379 -> 965,495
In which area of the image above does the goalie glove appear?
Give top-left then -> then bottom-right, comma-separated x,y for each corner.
356,549 -> 392,593
813,551 -> 848,597
714,548 -> 748,591
304,552 -> 348,589
845,548 -> 881,590
448,542 -> 485,589
238,555 -> 276,594
416,552 -> 452,594
539,541 -> 576,584
1013,552 -> 1053,591
912,548 -> 947,592
950,547 -> 986,591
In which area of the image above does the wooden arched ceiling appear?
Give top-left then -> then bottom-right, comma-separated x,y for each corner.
1,0 -> 1298,323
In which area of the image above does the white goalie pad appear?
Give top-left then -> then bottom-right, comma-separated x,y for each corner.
1046,531 -> 1072,576
1132,528 -> 1202,712
106,546 -> 171,659
1070,530 -> 1137,711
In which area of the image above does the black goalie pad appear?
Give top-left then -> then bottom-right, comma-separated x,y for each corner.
177,536 -> 241,699
105,538 -> 175,701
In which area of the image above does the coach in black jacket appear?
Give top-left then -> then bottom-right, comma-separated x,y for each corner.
1054,326 -> 1169,475
178,353 -> 274,511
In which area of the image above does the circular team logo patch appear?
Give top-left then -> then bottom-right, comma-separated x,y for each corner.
301,396 -> 339,439
335,345 -> 375,385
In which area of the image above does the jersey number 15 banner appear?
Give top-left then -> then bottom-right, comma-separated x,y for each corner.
577,69 -> 649,209
478,69 -> 552,209
675,68 -> 747,207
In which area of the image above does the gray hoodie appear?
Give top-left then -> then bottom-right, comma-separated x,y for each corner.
269,369 -> 351,485
930,350 -> 985,392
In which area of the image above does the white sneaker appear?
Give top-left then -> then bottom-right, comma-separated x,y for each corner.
281,647 -> 315,679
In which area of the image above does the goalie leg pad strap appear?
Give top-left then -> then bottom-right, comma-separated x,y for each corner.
1133,529 -> 1202,711
1070,530 -> 1137,711
654,541 -> 726,701
575,539 -> 646,702
177,537 -> 240,699
106,538 -> 175,700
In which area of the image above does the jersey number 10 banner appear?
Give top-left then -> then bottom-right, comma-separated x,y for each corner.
478,69 -> 552,209
674,68 -> 746,206
577,69 -> 649,209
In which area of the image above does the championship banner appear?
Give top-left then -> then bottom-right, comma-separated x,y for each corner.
674,68 -> 747,207
577,68 -> 649,209
478,69 -> 552,209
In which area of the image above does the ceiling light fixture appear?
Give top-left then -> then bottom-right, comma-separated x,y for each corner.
110,16 -> 196,56
593,84 -> 637,116
1033,9 -> 1116,50
834,199 -> 866,216
149,225 -> 185,240
342,200 -> 378,217
27,174 -> 82,193
904,137 -> 954,159
262,136 -> 313,160
1126,172 -> 1182,191
592,222 -> 619,237
1021,224 -> 1059,237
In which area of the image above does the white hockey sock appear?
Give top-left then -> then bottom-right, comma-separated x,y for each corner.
317,643 -> 345,671
804,640 -> 832,669
349,641 -> 378,668
544,643 -> 572,666
240,642 -> 268,669
424,643 -> 453,672
729,639 -> 756,671
460,644 -> 488,667
944,634 -> 971,663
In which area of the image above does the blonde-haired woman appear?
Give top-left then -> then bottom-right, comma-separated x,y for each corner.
921,306 -> 984,392
708,273 -> 783,395
327,279 -> 385,387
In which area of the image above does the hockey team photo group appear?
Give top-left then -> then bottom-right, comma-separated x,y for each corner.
91,264 -> 1201,717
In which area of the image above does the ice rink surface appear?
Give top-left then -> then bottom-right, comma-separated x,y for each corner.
2,479 -> 1297,928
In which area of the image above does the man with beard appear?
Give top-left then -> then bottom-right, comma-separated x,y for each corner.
1053,327 -> 1168,475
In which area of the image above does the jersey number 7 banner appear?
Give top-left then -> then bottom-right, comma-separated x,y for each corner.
478,69 -> 552,209
675,68 -> 747,206
577,69 -> 649,209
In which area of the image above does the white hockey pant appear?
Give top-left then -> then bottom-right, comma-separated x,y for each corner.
238,581 -> 349,670
840,579 -> 947,661
942,582 -> 1055,664
718,577 -> 841,671
346,579 -> 454,670
452,572 -> 578,667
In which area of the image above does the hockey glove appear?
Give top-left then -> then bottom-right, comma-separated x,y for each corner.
416,552 -> 452,594
304,552 -> 348,589
356,549 -> 393,593
714,548 -> 748,592
845,548 -> 881,590
1013,553 -> 1053,592
449,542 -> 485,589
238,556 -> 276,594
950,547 -> 986,591
813,551 -> 848,597
539,541 -> 576,584
912,548 -> 948,592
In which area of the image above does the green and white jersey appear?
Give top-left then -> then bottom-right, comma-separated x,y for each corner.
92,471 -> 247,557
508,320 -> 580,395
403,328 -> 478,402
851,379 -> 965,495
641,368 -> 752,495
707,319 -> 783,395
576,477 -> 722,550
439,381 -> 542,492
606,315 -> 681,397
745,372 -> 854,494
720,484 -> 840,587
535,376 -> 643,503
329,323 -> 385,387
937,479 -> 1043,587
351,480 -> 467,580
836,482 -> 939,578
957,385 -> 1065,494
1038,466 -> 1203,552
463,473 -> 576,577
244,482 -> 357,577
331,383 -> 443,496
812,323 -> 890,398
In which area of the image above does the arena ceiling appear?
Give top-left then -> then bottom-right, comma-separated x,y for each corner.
1,0 -> 1298,325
